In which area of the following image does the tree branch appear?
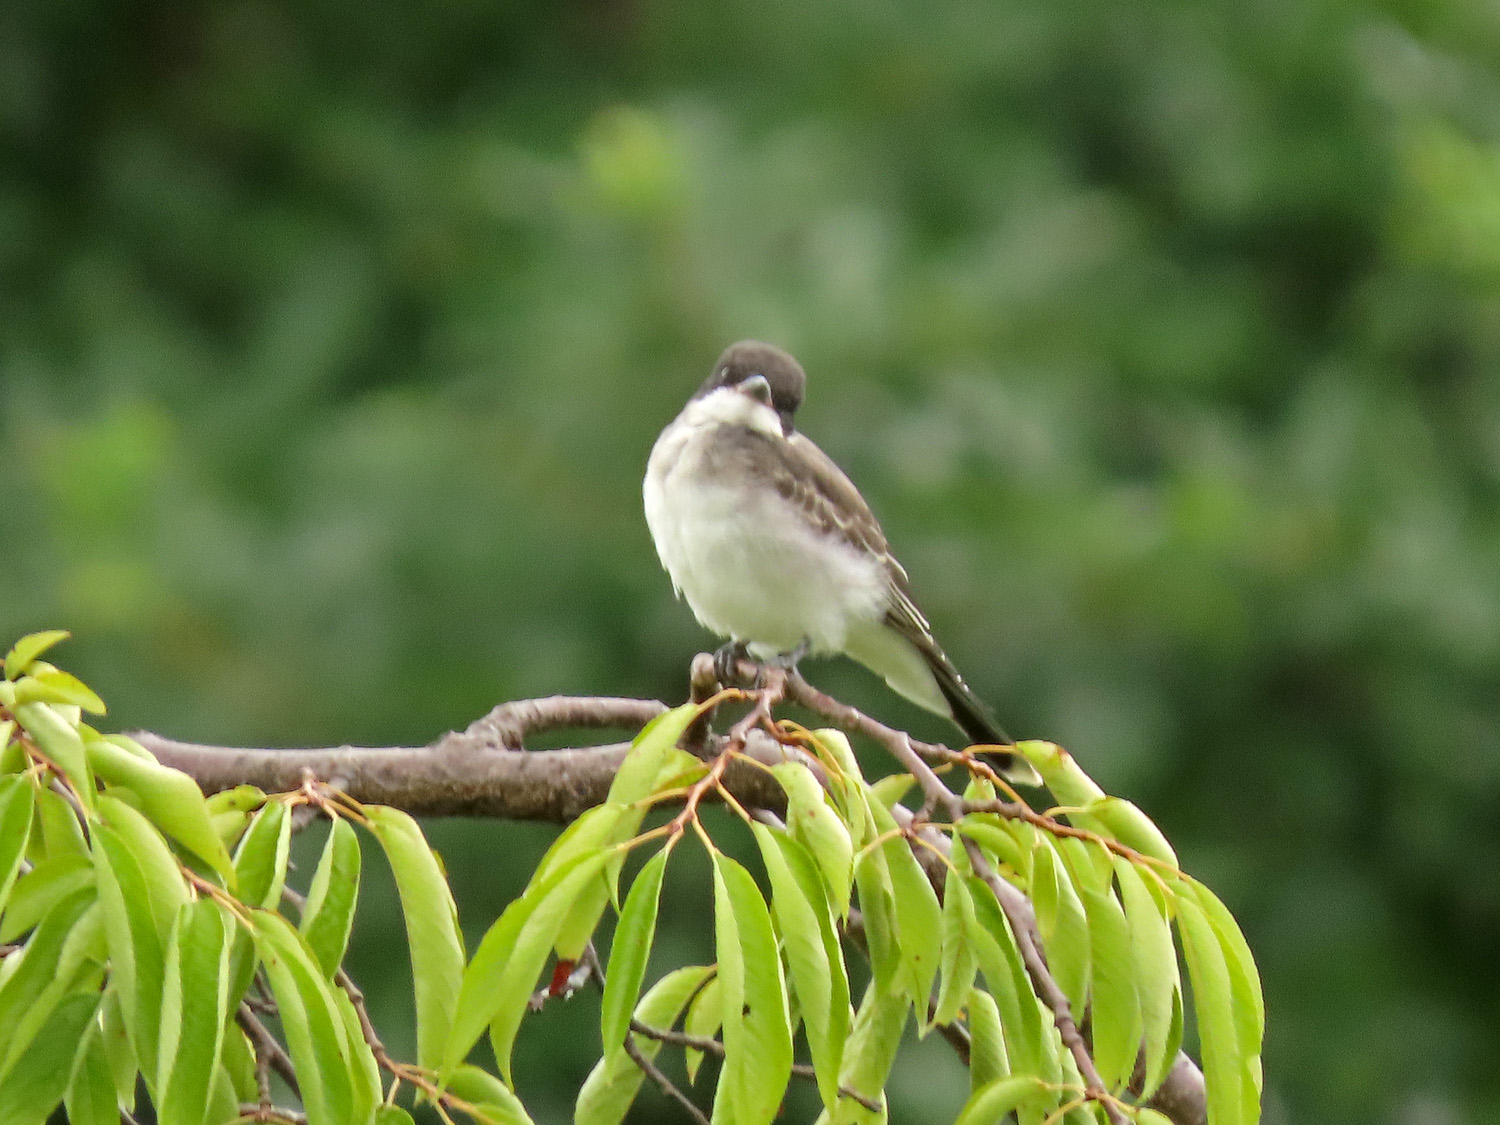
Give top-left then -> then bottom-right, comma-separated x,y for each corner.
132,696 -> 789,818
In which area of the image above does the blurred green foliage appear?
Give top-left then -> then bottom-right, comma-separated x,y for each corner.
4,0 -> 1500,1121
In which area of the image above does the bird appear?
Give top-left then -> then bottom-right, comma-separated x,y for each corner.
643,340 -> 1041,785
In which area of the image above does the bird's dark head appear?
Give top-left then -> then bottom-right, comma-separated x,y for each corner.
694,340 -> 806,435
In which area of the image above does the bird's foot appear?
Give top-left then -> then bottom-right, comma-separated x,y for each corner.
713,639 -> 753,687
766,637 -> 811,675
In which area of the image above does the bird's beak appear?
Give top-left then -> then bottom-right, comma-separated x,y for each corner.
736,374 -> 774,407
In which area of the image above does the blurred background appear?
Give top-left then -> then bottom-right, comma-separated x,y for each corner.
4,0 -> 1500,1121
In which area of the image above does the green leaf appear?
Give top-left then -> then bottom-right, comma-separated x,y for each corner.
1176,895 -> 1256,1125
33,786 -> 87,858
4,632 -> 71,680
64,1018 -> 118,1125
0,991 -> 100,1125
254,912 -> 367,1125
98,989 -> 138,1111
1,852 -> 93,943
376,1107 -> 417,1125
92,822 -> 168,1081
19,669 -> 106,715
1076,878 -> 1139,1091
11,702 -> 94,811
683,974 -> 721,1083
1113,859 -> 1180,1096
234,800 -> 292,908
933,866 -> 980,1028
751,823 -> 849,1113
600,844 -> 670,1059
85,736 -> 233,878
575,964 -> 713,1125
825,978 -> 906,1124
955,817 -> 1028,876
1186,879 -> 1264,1053
772,761 -> 855,919
954,1075 -> 1052,1125
965,876 -> 1059,1083
0,887 -> 95,1077
443,1063 -> 536,1124
301,818 -> 362,976
607,701 -> 708,806
966,987 -> 1009,1091
0,777 -> 36,919
222,1022 -> 257,1104
1013,742 -> 1105,809
853,844 -> 902,997
365,805 -> 466,1072
157,899 -> 232,1125
710,851 -> 792,1125
1075,797 -> 1178,868
443,851 -> 607,1081
870,801 -> 942,1013
1030,837 -> 1090,1019
96,794 -> 190,938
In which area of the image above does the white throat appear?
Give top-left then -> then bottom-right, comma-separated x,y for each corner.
677,385 -> 784,439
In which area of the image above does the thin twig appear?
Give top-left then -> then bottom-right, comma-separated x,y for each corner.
235,1105 -> 308,1125
629,1019 -> 884,1113
624,1034 -> 711,1125
236,1005 -> 300,1098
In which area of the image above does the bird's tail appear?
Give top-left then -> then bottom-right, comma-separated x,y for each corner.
926,653 -> 1043,788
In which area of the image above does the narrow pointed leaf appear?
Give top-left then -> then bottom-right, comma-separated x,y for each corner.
600,845 -> 670,1058
0,887 -> 95,1076
1176,896 -> 1254,1125
157,899 -> 231,1125
607,702 -> 708,806
444,850 -> 600,1074
1074,879 -> 1139,1091
575,965 -> 714,1125
4,631 -> 71,680
0,991 -> 100,1125
85,736 -> 232,878
96,795 -> 189,942
0,777 -> 36,919
772,761 -> 854,918
1031,838 -> 1090,1018
966,987 -> 1009,1091
710,851 -> 792,1125
301,818 -> 362,977
954,1075 -> 1052,1125
1186,879 -> 1264,1050
751,823 -> 849,1112
12,703 -> 93,811
1,853 -> 93,943
365,806 -> 466,1071
933,866 -> 980,1028
254,913 -> 368,1125
481,852 -> 609,1083
444,1063 -> 536,1125
1113,858 -> 1179,1096
828,979 -> 906,1124
64,1019 -> 118,1125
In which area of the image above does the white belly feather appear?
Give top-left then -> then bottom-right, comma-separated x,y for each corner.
644,406 -> 887,656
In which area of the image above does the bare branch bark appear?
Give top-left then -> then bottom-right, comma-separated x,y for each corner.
132,695 -> 788,818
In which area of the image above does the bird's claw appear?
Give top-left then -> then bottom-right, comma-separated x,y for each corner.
713,640 -> 752,687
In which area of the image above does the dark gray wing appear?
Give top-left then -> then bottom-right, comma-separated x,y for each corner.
781,433 -> 1024,758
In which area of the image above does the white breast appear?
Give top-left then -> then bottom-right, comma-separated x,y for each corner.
643,391 -> 887,656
